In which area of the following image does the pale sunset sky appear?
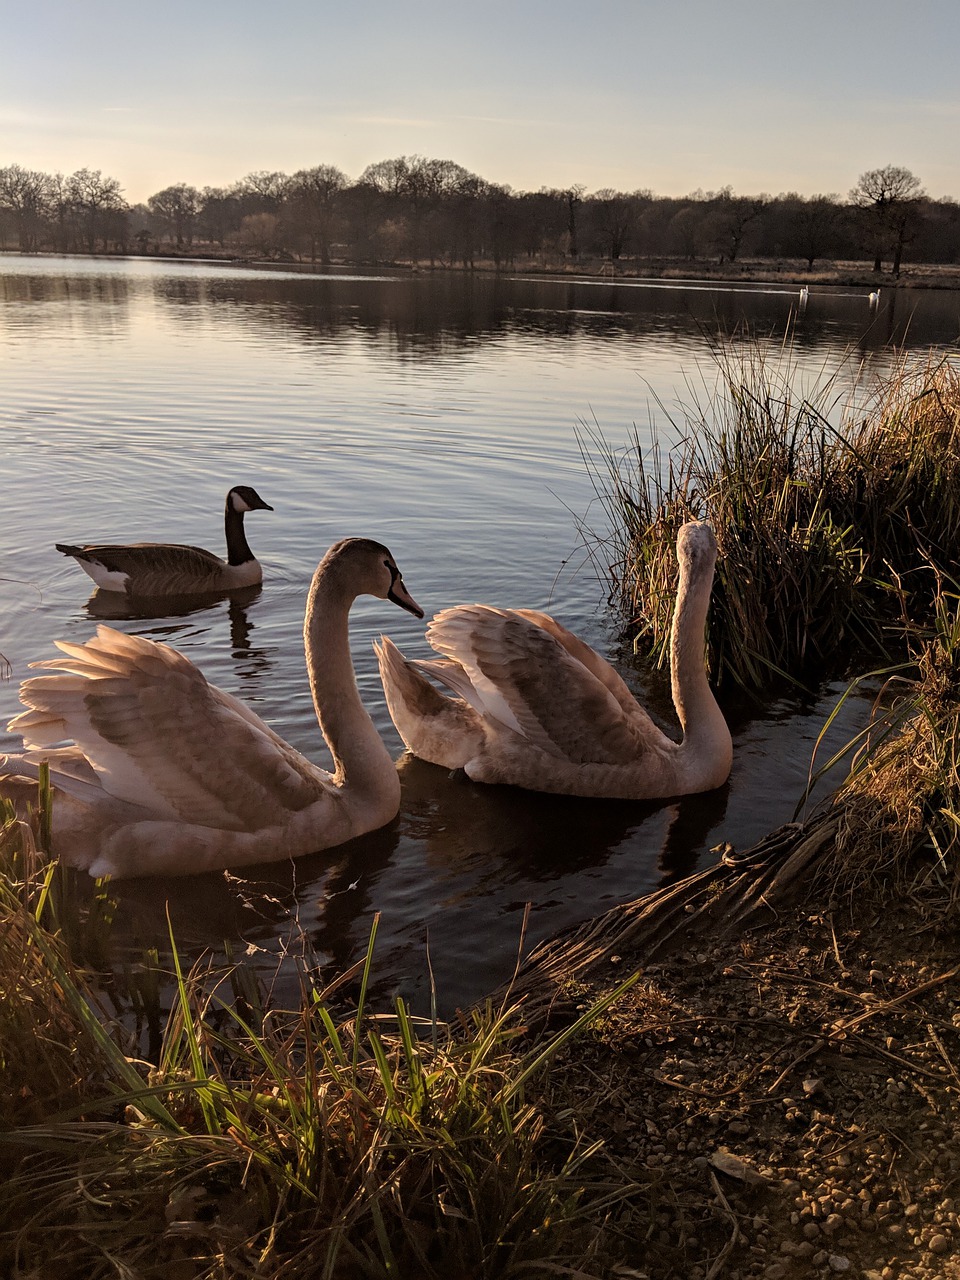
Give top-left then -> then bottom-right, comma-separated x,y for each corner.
4,0 -> 959,204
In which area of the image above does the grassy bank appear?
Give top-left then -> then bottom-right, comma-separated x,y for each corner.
4,596 -> 960,1278
0,797 -> 646,1279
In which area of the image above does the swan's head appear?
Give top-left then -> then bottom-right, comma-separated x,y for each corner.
322,538 -> 424,618
228,485 -> 274,513
676,520 -> 719,576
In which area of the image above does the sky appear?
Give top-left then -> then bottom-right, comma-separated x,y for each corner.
3,0 -> 959,206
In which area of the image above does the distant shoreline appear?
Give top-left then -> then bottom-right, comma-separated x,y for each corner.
5,247 -> 960,291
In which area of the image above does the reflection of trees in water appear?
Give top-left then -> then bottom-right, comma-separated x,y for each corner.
148,272 -> 952,363
0,271 -> 132,335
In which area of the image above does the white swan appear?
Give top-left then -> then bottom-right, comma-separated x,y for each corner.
56,485 -> 274,595
376,520 -> 731,799
0,538 -> 422,879
868,289 -> 881,306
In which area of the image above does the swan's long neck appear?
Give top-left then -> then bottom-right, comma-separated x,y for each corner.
304,561 -> 399,806
670,550 -> 733,789
224,502 -> 254,566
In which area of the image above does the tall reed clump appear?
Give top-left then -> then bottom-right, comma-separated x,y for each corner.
595,336 -> 960,693
811,586 -> 960,907
0,798 -> 642,1280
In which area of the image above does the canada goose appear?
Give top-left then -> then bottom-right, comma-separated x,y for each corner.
56,485 -> 274,596
376,520 -> 731,799
0,538 -> 423,879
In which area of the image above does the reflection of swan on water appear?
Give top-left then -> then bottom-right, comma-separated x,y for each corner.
798,286 -> 809,307
0,538 -> 423,879
56,485 -> 274,596
377,521 -> 732,799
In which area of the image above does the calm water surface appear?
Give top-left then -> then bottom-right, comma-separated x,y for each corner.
2,254 -> 959,1012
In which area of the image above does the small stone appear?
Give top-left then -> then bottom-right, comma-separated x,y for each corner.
802,1222 -> 821,1240
929,1234 -> 951,1255
828,1257 -> 851,1273
823,1213 -> 844,1235
763,1266 -> 787,1280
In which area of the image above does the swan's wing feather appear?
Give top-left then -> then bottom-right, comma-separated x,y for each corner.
426,606 -> 660,765
511,608 -> 659,730
11,626 -> 328,828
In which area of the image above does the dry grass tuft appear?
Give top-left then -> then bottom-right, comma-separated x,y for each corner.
809,590 -> 960,909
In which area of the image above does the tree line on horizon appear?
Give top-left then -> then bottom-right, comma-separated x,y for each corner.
0,156 -> 955,276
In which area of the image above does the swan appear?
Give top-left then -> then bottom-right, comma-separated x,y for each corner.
0,538 -> 423,879
55,485 -> 274,595
376,520 -> 731,799
868,289 -> 881,306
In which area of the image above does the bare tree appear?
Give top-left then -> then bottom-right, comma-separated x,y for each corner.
197,187 -> 241,247
710,187 -> 768,262
0,165 -> 54,251
790,194 -> 842,269
358,155 -> 477,263
147,183 -> 201,248
565,185 -> 584,258
588,189 -> 638,260
238,171 -> 291,209
66,169 -> 127,251
849,165 -> 924,274
289,165 -> 347,263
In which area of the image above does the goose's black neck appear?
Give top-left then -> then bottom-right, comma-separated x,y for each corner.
224,501 -> 254,565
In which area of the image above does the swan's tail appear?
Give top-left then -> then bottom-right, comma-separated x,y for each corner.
374,635 -> 483,769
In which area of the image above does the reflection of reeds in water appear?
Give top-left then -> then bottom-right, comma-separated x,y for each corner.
0,794 -> 641,1278
591,335 -> 960,693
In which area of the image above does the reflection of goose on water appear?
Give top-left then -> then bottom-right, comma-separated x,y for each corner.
377,521 -> 732,800
0,538 -> 423,879
56,485 -> 274,596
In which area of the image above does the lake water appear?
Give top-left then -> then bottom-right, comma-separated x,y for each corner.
2,254 -> 959,1014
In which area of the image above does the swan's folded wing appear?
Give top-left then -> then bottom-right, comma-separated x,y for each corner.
426,606 -> 661,766
10,625 -> 328,828
512,607 -> 660,729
